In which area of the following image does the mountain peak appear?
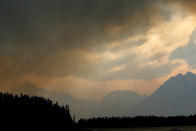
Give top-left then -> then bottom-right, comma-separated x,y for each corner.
176,73 -> 183,78
137,71 -> 196,116
172,72 -> 196,80
185,71 -> 195,77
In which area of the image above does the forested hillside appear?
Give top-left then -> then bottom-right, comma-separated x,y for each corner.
0,92 -> 74,131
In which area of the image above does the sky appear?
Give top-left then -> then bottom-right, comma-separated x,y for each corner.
1,0 -> 196,101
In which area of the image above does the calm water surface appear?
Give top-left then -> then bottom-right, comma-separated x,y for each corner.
87,126 -> 196,131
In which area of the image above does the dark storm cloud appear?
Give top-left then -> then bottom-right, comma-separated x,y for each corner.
0,0 -> 170,53
0,0 -> 176,85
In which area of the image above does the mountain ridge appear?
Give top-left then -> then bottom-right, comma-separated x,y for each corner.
134,71 -> 196,116
8,82 -> 146,119
7,71 -> 196,119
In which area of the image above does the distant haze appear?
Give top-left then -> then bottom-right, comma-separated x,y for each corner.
9,72 -> 196,119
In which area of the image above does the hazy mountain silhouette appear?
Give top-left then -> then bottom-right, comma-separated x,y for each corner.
78,71 -> 196,128
10,72 -> 196,119
9,82 -> 146,119
135,71 -> 196,116
96,91 -> 147,116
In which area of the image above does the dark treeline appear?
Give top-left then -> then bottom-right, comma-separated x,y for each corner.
0,92 -> 77,131
3,92 -> 196,130
78,115 -> 196,128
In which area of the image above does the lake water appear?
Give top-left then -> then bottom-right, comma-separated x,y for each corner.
87,126 -> 196,131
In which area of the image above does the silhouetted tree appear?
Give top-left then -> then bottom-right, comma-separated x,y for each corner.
0,92 -> 74,131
